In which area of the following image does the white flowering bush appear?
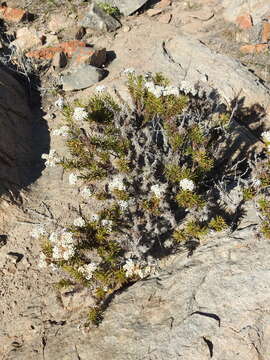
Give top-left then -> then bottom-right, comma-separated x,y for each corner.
36,72 -> 269,325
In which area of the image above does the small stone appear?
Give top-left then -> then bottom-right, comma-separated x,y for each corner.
240,43 -> 268,54
7,252 -> 24,263
0,5 -> 28,23
52,51 -> 67,69
79,3 -> 121,32
262,22 -> 270,43
69,47 -> 107,68
26,40 -> 86,60
236,13 -> 253,29
154,0 -> 172,9
147,8 -> 163,17
159,13 -> 172,24
43,34 -> 59,47
122,25 -> 131,32
11,27 -> 41,51
48,14 -> 73,33
61,65 -> 105,91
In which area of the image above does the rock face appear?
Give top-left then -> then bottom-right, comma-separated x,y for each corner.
0,67 -> 45,196
6,225 -> 270,360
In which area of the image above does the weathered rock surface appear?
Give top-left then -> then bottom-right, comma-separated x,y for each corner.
79,3 -> 121,32
61,64 -> 105,90
222,0 -> 270,25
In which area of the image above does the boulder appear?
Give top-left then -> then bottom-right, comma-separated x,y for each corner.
79,3 -> 121,32
61,65 -> 105,91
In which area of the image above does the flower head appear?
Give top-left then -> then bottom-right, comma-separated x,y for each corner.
41,149 -> 59,167
179,178 -> 195,192
73,217 -> 86,227
73,107 -> 88,121
52,126 -> 69,137
78,262 -> 98,280
81,187 -> 92,199
69,173 -> 78,185
95,85 -> 107,93
262,131 -> 270,143
54,97 -> 65,109
108,176 -> 125,192
150,184 -> 167,197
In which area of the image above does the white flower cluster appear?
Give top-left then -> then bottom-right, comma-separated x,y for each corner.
118,200 -> 129,211
144,81 -> 180,98
69,173 -> 78,185
179,80 -> 197,96
101,219 -> 113,231
150,184 -> 167,197
179,178 -> 195,192
52,126 -> 69,137
73,217 -> 86,227
54,97 -> 65,109
164,239 -> 173,248
41,149 -> 59,167
73,107 -> 88,121
262,130 -> 270,143
108,176 -> 125,192
31,226 -> 46,239
95,85 -> 107,93
78,262 -> 98,280
90,213 -> 100,222
122,67 -> 136,75
123,259 -> 155,279
49,230 -> 76,261
81,187 -> 92,199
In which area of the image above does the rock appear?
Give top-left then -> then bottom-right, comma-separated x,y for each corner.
61,287 -> 95,311
222,0 -> 270,25
48,13 -> 74,33
147,8 -> 163,17
154,0 -> 172,9
240,43 -> 269,53
262,22 -> 270,42
0,5 -> 28,23
26,40 -> 86,60
43,34 -> 59,47
61,65 -> 105,91
94,0 -> 149,16
11,27 -> 41,51
69,47 -> 107,68
52,51 -> 67,69
159,13 -> 172,24
122,25 -> 131,32
79,3 -> 121,32
236,13 -> 253,29
75,26 -> 86,40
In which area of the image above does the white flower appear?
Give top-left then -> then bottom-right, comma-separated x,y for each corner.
31,226 -> 46,239
90,213 -> 99,222
122,67 -> 135,75
78,262 -> 97,280
101,219 -> 113,231
73,107 -> 88,121
61,231 -> 74,245
38,253 -> 47,268
262,131 -> 270,143
150,184 -> 167,197
118,200 -> 129,211
69,173 -> 78,185
52,126 -> 69,137
95,85 -> 107,93
81,187 -> 92,199
267,144 -> 270,152
145,81 -> 164,98
179,178 -> 195,192
73,217 -> 85,227
54,97 -> 65,109
123,259 -> 135,277
62,244 -> 75,260
179,80 -> 197,96
164,239 -> 173,248
163,86 -> 179,97
41,149 -> 59,167
49,232 -> 58,243
52,240 -> 75,261
108,176 -> 125,192
252,179 -> 261,188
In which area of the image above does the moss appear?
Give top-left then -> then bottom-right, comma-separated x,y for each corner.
209,216 -> 228,232
97,2 -> 121,18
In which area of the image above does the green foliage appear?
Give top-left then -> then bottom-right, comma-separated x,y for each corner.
242,187 -> 256,201
176,190 -> 205,209
261,221 -> 270,239
164,164 -> 192,184
54,279 -> 73,289
97,2 -> 121,18
173,221 -> 208,243
209,216 -> 228,232
152,72 -> 170,87
141,196 -> 161,215
87,306 -> 103,326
